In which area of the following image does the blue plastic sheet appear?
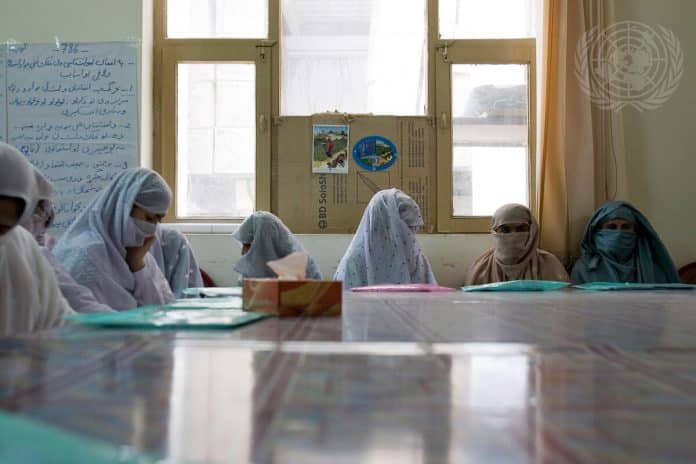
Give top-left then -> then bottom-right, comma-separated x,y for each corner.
574,282 -> 696,291
0,411 -> 158,463
64,307 -> 269,329
166,297 -> 243,309
461,280 -> 570,292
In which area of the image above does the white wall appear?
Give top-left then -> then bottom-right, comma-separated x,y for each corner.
614,0 -> 696,268
1,0 -> 141,41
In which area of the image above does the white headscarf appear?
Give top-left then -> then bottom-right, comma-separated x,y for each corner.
0,142 -> 38,229
151,226 -> 204,297
0,142 -> 73,334
53,168 -> 174,310
334,188 -> 436,289
19,169 -> 113,313
232,211 -> 323,279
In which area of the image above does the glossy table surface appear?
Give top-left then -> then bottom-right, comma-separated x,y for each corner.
3,290 -> 696,463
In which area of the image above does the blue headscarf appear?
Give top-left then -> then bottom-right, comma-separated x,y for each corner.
232,211 -> 322,280
151,226 -> 204,297
54,168 -> 173,309
571,201 -> 679,284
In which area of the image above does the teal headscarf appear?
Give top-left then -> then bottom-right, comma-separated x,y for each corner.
571,201 -> 679,284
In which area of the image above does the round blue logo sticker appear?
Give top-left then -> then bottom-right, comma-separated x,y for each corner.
352,136 -> 397,172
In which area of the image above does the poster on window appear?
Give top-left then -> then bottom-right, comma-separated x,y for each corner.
312,124 -> 349,174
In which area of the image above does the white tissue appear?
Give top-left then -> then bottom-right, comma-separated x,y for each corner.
267,251 -> 309,280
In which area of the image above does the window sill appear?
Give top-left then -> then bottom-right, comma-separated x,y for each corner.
162,223 -> 241,234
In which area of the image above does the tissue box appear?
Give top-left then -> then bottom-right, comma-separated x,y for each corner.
242,279 -> 342,317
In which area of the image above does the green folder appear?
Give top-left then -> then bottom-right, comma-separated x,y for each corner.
64,307 -> 269,329
573,282 -> 696,291
461,280 -> 570,292
0,411 -> 160,463
165,297 -> 243,309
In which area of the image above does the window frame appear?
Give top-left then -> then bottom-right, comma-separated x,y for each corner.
154,0 -> 276,222
434,38 -> 536,233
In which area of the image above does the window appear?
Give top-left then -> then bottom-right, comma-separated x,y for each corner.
155,1 -> 536,230
155,0 -> 272,221
176,63 -> 256,218
451,64 -> 530,216
435,2 -> 536,232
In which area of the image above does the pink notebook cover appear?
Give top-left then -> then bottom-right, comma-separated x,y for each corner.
350,284 -> 456,293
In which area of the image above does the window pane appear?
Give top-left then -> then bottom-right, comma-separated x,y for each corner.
439,0 -> 536,39
167,0 -> 268,38
177,63 -> 256,218
451,64 -> 529,216
281,0 -> 427,115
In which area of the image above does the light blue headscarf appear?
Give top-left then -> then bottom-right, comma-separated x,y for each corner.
334,188 -> 436,289
151,226 -> 204,297
232,211 -> 322,279
53,168 -> 173,309
571,201 -> 679,284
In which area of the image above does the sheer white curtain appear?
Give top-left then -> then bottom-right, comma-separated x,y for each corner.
281,0 -> 426,115
366,0 -> 427,114
282,54 -> 367,115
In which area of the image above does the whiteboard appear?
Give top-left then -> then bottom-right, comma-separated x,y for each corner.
3,42 -> 139,231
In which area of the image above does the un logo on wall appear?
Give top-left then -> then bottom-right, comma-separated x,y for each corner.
575,21 -> 683,112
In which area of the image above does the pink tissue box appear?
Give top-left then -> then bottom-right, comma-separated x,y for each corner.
242,278 -> 342,317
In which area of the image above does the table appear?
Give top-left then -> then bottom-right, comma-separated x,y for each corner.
2,290 -> 696,463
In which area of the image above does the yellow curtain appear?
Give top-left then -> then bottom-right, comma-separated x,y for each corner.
537,0 -> 628,264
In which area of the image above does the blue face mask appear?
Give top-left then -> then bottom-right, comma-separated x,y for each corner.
595,229 -> 637,262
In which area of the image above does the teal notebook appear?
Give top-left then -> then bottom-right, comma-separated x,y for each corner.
461,280 -> 570,292
181,287 -> 243,298
0,411 -> 160,463
64,307 -> 268,329
574,282 -> 696,291
166,297 -> 243,309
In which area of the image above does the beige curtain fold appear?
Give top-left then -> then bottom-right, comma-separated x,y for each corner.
537,0 -> 628,264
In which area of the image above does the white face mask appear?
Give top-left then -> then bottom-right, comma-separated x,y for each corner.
123,217 -> 158,248
134,218 -> 158,237
493,231 -> 529,265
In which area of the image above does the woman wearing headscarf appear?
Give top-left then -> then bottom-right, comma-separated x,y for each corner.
54,168 -> 175,310
232,211 -> 322,280
0,142 -> 73,335
21,168 -> 113,313
465,204 -> 569,285
22,170 -> 57,250
334,188 -> 436,289
571,201 -> 679,284
150,226 -> 204,297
